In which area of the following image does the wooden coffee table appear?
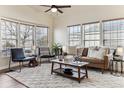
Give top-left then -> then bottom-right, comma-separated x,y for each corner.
50,59 -> 89,83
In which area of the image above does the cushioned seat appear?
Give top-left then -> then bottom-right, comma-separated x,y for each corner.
81,57 -> 104,64
13,56 -> 35,62
77,47 -> 109,73
40,55 -> 55,58
38,47 -> 55,64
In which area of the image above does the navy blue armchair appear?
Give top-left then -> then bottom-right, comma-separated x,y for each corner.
9,48 -> 35,72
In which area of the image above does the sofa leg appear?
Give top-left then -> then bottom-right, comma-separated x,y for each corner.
101,69 -> 104,74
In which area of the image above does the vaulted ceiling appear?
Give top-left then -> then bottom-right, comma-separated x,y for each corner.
30,5 -> 124,18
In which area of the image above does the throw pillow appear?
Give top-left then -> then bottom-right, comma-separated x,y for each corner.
82,48 -> 88,57
96,48 -> 106,60
88,48 -> 106,60
87,48 -> 98,58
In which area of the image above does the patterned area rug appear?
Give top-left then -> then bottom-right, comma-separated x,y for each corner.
7,63 -> 124,88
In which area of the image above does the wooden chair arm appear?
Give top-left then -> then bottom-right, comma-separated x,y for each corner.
104,55 -> 109,69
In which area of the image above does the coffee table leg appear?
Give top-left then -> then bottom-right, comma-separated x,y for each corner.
78,67 -> 81,83
121,60 -> 123,73
60,64 -> 62,69
111,60 -> 114,74
85,65 -> 88,78
110,60 -> 112,74
51,62 -> 54,74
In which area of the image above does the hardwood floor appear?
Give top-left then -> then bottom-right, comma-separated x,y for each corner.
0,74 -> 27,88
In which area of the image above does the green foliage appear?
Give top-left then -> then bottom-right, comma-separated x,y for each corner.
3,41 -> 15,48
51,43 -> 62,55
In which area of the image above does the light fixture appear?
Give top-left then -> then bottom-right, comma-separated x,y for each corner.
32,45 -> 36,50
51,8 -> 57,12
62,46 -> 67,53
116,47 -> 123,56
114,46 -> 124,60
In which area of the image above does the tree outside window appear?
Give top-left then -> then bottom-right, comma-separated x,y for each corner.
36,26 -> 48,47
19,24 -> 34,53
0,20 -> 17,56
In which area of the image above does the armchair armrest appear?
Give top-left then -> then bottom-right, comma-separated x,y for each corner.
104,55 -> 109,69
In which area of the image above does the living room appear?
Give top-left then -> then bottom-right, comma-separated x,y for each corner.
0,1 -> 124,91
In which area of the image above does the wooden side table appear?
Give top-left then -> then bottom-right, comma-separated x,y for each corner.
28,54 -> 38,67
110,59 -> 123,74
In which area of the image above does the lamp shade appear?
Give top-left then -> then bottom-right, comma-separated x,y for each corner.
62,46 -> 67,52
32,45 -> 36,50
116,47 -> 124,56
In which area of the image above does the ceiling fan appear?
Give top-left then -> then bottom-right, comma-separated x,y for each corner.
41,5 -> 71,13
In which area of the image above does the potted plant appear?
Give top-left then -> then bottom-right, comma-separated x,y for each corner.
51,43 -> 62,56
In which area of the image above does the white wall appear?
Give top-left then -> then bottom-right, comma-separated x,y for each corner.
0,5 -> 53,69
54,5 -> 124,46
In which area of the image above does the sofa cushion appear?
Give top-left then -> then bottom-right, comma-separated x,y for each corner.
82,48 -> 88,57
87,48 -> 106,60
96,48 -> 106,59
81,57 -> 104,64
68,46 -> 76,55
77,48 -> 84,56
87,48 -> 98,58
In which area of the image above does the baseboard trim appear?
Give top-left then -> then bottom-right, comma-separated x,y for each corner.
0,63 -> 29,74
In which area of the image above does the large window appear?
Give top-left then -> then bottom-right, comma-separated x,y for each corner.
103,19 -> 124,47
0,20 -> 17,56
0,18 -> 49,57
19,24 -> 34,50
36,26 -> 48,47
68,25 -> 81,46
83,22 -> 100,47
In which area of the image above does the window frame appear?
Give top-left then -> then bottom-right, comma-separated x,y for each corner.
0,19 -> 18,56
0,18 -> 49,57
102,18 -> 124,47
19,23 -> 34,49
35,26 -> 49,47
67,24 -> 82,47
83,21 -> 100,47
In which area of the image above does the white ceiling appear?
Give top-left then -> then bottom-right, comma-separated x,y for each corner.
29,5 -> 124,19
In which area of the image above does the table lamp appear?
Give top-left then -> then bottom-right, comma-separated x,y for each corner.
62,46 -> 68,56
115,47 -> 124,60
63,46 -> 66,52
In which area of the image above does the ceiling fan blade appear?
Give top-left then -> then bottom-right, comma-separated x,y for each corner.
56,5 -> 71,8
45,8 -> 51,12
57,9 -> 63,13
40,5 -> 51,7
